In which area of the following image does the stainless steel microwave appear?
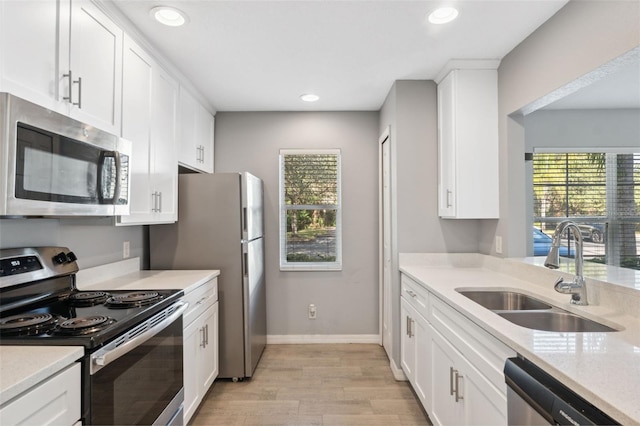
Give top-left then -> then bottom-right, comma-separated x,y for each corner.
0,93 -> 131,217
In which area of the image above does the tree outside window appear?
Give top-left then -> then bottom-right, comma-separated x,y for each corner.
279,149 -> 342,271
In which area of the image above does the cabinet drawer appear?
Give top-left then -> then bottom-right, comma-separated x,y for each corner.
0,363 -> 81,426
430,294 -> 515,392
401,274 -> 429,319
183,278 -> 217,328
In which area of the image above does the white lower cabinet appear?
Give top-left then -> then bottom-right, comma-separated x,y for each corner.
0,363 -> 81,426
400,298 -> 431,411
430,325 -> 506,426
400,273 -> 515,426
182,278 -> 219,424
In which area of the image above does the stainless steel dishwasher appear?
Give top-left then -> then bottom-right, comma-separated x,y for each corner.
504,357 -> 620,425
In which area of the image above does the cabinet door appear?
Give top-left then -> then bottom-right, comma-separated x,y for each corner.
118,36 -> 153,225
413,314 -> 431,412
437,71 -> 456,218
0,0 -> 64,112
183,315 -> 203,424
430,325 -> 463,426
179,88 -> 215,173
461,364 -> 507,425
400,298 -> 416,382
196,107 -> 215,173
150,67 -> 178,223
69,0 -> 122,134
178,87 -> 198,169
201,302 -> 219,392
0,363 -> 81,426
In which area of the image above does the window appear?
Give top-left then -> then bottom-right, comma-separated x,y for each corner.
279,149 -> 342,271
532,152 -> 640,270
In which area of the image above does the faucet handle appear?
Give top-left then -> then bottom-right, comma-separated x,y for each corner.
553,276 -> 564,287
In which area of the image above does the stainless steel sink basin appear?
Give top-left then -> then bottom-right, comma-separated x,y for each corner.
457,290 -> 552,311
455,288 -> 619,332
497,311 -> 617,333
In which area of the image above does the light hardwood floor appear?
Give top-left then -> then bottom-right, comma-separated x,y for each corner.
190,344 -> 432,426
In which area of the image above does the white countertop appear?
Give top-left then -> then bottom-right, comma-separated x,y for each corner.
75,257 -> 220,295
399,253 -> 640,425
0,346 -> 83,406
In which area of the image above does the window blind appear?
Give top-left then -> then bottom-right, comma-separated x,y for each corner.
532,152 -> 639,270
279,149 -> 342,271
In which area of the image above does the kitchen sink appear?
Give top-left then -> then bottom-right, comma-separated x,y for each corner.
455,288 -> 618,333
497,311 -> 617,333
457,290 -> 552,311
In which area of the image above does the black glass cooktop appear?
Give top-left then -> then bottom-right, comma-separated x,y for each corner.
0,289 -> 183,349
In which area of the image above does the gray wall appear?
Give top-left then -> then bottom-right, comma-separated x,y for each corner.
378,80 -> 480,369
0,218 -> 145,269
214,111 -> 380,337
495,0 -> 640,257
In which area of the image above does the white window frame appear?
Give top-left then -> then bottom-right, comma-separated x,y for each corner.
279,148 -> 342,271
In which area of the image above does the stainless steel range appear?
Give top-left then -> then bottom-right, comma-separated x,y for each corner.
0,247 -> 186,425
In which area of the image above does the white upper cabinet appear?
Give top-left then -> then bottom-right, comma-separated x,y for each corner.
118,36 -> 177,225
179,87 -> 215,173
67,0 -> 123,135
0,0 -> 122,134
436,64 -> 499,219
0,0 -> 61,111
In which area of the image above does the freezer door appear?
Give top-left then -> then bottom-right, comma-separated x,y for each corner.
243,237 -> 266,377
242,172 -> 264,240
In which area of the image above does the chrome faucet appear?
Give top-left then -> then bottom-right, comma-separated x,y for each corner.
544,220 -> 588,305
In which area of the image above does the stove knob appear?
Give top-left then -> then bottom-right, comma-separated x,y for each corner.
52,252 -> 68,265
65,251 -> 77,263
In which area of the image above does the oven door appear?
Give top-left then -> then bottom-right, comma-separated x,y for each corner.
89,302 -> 187,426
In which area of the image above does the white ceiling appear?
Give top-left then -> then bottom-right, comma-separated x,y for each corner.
111,0 -> 569,112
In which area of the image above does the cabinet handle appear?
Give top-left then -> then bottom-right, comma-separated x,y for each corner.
63,71 -> 74,104
75,76 -> 82,108
200,327 -> 206,348
205,324 -> 209,346
454,371 -> 464,402
446,190 -> 453,208
158,191 -> 162,213
406,289 -> 417,298
450,367 -> 455,396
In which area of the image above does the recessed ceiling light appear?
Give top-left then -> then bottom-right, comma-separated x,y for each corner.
428,7 -> 459,24
300,94 -> 320,102
150,6 -> 188,27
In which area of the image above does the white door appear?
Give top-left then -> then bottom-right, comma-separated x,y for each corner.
381,132 -> 392,359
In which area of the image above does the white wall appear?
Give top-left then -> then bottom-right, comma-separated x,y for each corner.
214,111 -> 380,338
495,0 -> 640,257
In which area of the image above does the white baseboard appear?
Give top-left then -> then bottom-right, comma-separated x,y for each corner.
389,359 -> 407,381
267,334 -> 380,344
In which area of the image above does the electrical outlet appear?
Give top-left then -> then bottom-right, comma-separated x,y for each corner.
495,236 -> 502,254
123,241 -> 130,259
308,304 -> 317,319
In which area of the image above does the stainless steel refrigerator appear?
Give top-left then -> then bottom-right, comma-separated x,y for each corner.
150,172 -> 266,380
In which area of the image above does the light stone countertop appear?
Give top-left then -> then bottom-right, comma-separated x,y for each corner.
0,346 -> 84,406
399,253 -> 640,426
75,257 -> 220,295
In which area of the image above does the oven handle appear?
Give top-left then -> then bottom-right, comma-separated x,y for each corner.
90,301 -> 188,375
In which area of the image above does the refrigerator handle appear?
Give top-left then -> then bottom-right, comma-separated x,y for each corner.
243,252 -> 248,277
243,207 -> 247,233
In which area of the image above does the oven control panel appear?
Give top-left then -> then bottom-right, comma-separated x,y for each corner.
0,255 -> 42,276
0,247 -> 78,289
